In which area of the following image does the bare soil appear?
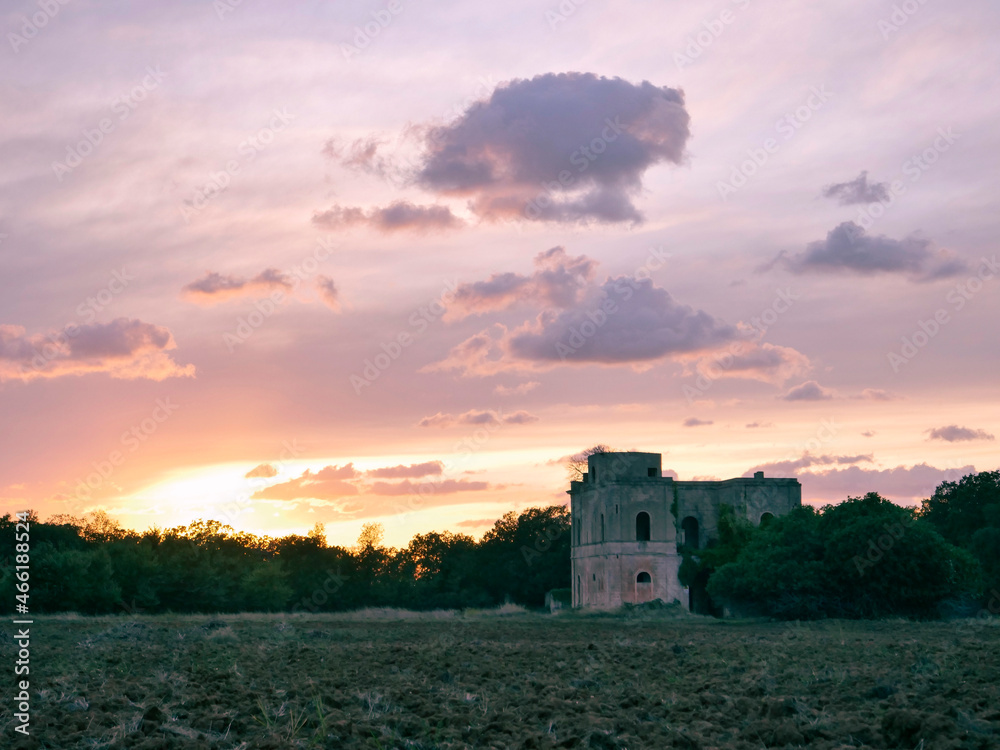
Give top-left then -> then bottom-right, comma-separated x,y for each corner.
2,611 -> 999,749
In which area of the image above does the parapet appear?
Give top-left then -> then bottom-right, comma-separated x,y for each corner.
587,452 -> 664,484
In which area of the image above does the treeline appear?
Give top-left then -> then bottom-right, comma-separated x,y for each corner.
0,506 -> 569,615
689,471 -> 1000,620
3,471 -> 997,619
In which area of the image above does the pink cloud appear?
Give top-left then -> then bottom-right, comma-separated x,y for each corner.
368,478 -> 490,495
366,461 -> 444,478
312,201 -> 462,233
251,464 -> 360,500
183,268 -> 293,304
781,380 -> 835,401
417,409 -> 539,428
0,319 -> 194,383
446,247 -> 596,319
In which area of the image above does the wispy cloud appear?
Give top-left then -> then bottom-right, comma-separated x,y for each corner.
365,461 -> 444,479
926,425 -> 995,442
417,409 -> 539,428
312,201 -> 462,233
183,268 -> 293,304
822,171 -> 890,205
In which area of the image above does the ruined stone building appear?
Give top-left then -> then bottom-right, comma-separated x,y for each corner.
568,451 -> 800,612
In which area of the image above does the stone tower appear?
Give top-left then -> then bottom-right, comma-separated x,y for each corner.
568,451 -> 800,611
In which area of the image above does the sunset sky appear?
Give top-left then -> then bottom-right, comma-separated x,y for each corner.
1,0 -> 997,548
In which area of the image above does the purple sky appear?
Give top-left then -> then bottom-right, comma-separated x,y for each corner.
1,0 -> 997,546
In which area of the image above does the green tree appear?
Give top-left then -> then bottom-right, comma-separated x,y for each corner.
708,494 -> 979,619
241,561 -> 292,611
920,470 -> 1000,611
478,505 -> 571,606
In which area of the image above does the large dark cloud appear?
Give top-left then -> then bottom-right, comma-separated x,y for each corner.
506,277 -> 735,364
416,72 -> 689,224
424,250 -> 813,378
926,425 -> 995,442
329,73 -> 690,226
776,222 -> 968,281
312,201 -> 461,233
0,318 -> 194,382
822,171 -> 890,205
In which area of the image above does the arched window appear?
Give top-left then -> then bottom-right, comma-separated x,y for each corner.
760,512 -> 774,527
681,516 -> 700,549
600,513 -> 605,542
635,512 -> 651,541
635,570 -> 652,603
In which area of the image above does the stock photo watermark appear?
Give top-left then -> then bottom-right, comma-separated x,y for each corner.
70,397 -> 180,502
878,0 -> 932,41
350,278 -> 459,394
20,267 -> 135,375
51,66 -> 166,182
523,117 -> 624,220
213,0 -> 244,21
12,510 -> 32,736
852,127 -> 959,232
7,0 -> 70,53
222,237 -> 337,352
552,246 -> 672,360
341,0 -> 405,60
382,411 -> 513,528
853,513 -> 915,575
717,85 -> 833,200
545,0 -> 587,30
179,108 -> 295,222
888,255 -> 997,372
682,287 -> 800,404
674,0 -> 753,70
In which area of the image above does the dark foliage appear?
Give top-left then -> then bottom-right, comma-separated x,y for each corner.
920,470 -> 1000,613
707,492 -> 981,619
0,505 -> 570,615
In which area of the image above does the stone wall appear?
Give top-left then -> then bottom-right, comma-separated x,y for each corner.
569,452 -> 801,610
